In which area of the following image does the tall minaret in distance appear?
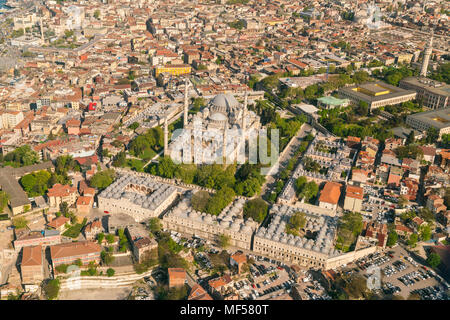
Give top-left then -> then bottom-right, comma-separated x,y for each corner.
420,31 -> 433,77
242,91 -> 248,131
240,91 -> 248,163
183,77 -> 189,128
40,16 -> 44,43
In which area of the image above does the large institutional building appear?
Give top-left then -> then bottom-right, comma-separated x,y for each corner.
399,77 -> 449,110
161,192 -> 377,269
98,174 -> 179,222
406,108 -> 450,138
162,192 -> 259,250
278,135 -> 354,205
338,81 -> 416,111
252,204 -> 376,270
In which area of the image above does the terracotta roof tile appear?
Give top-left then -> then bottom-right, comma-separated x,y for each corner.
319,182 -> 342,205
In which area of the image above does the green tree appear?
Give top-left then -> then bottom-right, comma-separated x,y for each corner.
191,191 -> 211,213
101,250 -> 115,265
148,217 -> 162,234
419,224 -> 432,241
106,234 -> 115,244
55,264 -> 68,273
286,211 -> 306,236
228,19 -> 245,30
405,131 -> 415,145
20,174 -> 37,193
97,232 -> 105,245
356,101 -> 369,116
106,268 -> 115,277
353,71 -> 370,84
243,198 -> 268,223
430,62 -> 450,84
418,207 -> 435,223
128,122 -> 139,131
157,157 -> 177,178
94,10 -> 100,19
295,176 -> 307,195
346,275 -> 369,299
217,234 -> 231,249
12,217 -> 28,229
234,178 -> 261,197
205,187 -> 235,215
59,202 -> 69,217
90,169 -> 116,190
112,151 -> 126,167
43,279 -> 60,300
426,252 -> 441,268
336,212 -> 363,251
300,181 -> 319,202
425,127 -> 439,144
395,145 -> 424,160
190,97 -> 205,114
408,233 -> 418,247
386,231 -> 398,247
64,30 -> 74,38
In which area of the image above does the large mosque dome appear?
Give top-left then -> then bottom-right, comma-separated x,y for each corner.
207,93 -> 242,125
210,93 -> 240,109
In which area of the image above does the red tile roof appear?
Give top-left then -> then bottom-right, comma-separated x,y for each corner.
21,245 -> 42,267
76,196 -> 93,206
47,216 -> 70,229
50,241 -> 101,259
168,268 -> 186,280
319,182 -> 342,205
188,284 -> 213,300
47,184 -> 77,198
346,185 -> 364,200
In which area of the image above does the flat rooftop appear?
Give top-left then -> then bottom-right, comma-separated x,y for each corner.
317,96 -> 349,106
400,77 -> 450,97
339,81 -> 416,102
407,108 -> 450,129
0,162 -> 54,208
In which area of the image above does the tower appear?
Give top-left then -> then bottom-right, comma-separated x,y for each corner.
183,77 -> 189,128
420,31 -> 433,77
242,91 -> 248,131
240,91 -> 248,163
164,116 -> 169,157
223,125 -> 227,163
40,16 -> 44,43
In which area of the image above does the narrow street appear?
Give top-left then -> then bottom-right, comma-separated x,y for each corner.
260,123 -> 312,199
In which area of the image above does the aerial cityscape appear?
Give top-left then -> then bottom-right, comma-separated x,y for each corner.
0,0 -> 449,303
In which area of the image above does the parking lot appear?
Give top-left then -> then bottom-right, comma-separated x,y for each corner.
353,246 -> 448,299
245,256 -> 295,300
362,196 -> 395,222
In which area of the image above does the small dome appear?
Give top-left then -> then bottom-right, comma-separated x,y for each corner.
209,112 -> 228,122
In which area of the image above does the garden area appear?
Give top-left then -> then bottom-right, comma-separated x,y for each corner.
62,218 -> 87,239
335,211 -> 364,252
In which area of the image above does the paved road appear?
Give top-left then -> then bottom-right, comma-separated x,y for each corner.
0,261 -> 13,284
260,123 -> 312,199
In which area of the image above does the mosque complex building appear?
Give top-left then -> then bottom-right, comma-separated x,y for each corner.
165,78 -> 262,164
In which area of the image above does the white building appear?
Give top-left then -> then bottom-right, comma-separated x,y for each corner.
98,174 -> 179,222
162,192 -> 258,250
